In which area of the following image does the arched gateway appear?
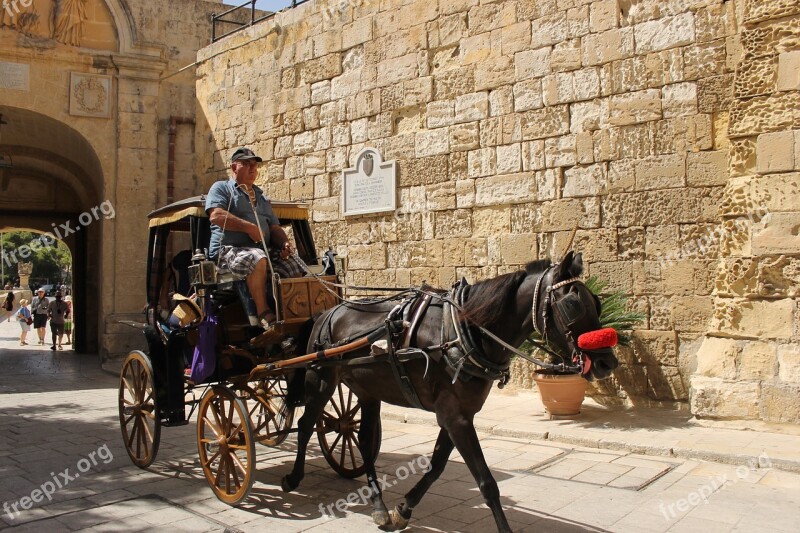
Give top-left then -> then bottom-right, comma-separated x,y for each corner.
0,106 -> 105,353
0,0 -> 222,364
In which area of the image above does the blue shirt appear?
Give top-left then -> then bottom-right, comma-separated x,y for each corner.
205,179 -> 280,259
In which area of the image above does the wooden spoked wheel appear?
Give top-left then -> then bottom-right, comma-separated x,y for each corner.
197,386 -> 256,505
240,376 -> 295,447
317,382 -> 381,479
118,350 -> 161,468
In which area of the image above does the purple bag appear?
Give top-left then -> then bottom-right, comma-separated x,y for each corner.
190,300 -> 217,383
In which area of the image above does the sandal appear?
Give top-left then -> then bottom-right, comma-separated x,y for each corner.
257,312 -> 277,330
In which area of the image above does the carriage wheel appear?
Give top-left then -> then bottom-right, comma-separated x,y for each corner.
317,382 -> 382,479
118,350 -> 161,468
242,376 -> 295,447
197,386 -> 256,505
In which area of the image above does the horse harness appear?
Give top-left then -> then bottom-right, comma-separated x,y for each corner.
439,279 -> 512,385
310,279 -> 516,411
308,261 -> 599,410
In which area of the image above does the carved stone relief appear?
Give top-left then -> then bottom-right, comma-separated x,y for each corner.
69,72 -> 110,118
53,0 -> 86,46
0,0 -> 87,46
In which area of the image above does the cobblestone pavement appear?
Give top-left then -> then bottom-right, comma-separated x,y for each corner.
1,319 -> 799,532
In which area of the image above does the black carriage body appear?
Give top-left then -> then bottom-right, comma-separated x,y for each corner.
144,196 -> 323,423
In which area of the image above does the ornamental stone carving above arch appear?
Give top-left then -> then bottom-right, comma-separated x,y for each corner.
0,0 -> 116,50
69,73 -> 111,118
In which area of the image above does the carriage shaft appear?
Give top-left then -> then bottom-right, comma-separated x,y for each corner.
246,326 -> 390,381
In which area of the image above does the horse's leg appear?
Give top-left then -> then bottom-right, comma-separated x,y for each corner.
357,399 -> 390,527
389,427 -> 454,529
281,369 -> 337,492
446,416 -> 512,533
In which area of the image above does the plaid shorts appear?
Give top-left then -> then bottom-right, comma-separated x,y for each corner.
269,248 -> 305,278
220,246 -> 267,277
221,246 -> 305,279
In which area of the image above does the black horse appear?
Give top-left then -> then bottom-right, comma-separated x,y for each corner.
282,252 -> 618,532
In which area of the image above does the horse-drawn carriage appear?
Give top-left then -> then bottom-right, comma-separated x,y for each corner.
119,195 -> 621,531
118,195 -> 377,504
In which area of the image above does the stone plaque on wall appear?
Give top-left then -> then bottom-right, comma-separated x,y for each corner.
342,147 -> 397,216
0,61 -> 29,91
69,73 -> 111,118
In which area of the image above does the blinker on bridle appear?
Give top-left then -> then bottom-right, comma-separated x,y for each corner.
529,264 -> 587,374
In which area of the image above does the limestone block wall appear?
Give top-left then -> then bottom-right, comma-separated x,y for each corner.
195,0 -> 799,421
690,0 -> 800,424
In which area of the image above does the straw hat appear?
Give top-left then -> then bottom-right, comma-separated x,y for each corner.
19,299 -> 28,306
170,294 -> 203,327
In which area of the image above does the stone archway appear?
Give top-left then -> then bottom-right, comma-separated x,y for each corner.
0,105 -> 105,354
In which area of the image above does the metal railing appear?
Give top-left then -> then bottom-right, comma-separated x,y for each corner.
211,0 -> 310,42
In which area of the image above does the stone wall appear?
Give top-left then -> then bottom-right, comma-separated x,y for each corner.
195,0 -> 800,422
691,0 -> 800,423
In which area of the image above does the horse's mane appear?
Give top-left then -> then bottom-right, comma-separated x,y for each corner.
459,259 -> 552,327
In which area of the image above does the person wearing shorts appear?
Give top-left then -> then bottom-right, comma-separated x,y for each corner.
31,289 -> 49,345
16,298 -> 31,345
205,147 -> 302,340
47,291 -> 70,351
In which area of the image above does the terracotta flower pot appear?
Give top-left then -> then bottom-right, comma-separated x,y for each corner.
533,370 -> 588,416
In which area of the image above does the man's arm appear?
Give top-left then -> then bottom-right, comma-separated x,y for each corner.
208,208 -> 265,243
269,225 -> 293,259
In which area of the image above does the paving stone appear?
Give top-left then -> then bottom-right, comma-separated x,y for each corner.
2,322 -> 800,531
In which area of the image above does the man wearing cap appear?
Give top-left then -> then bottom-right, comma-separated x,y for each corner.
205,147 -> 300,339
30,288 -> 50,345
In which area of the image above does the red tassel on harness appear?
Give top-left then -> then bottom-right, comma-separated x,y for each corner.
577,328 -> 618,351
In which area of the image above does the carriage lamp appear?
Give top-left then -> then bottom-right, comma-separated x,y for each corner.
188,248 -> 217,287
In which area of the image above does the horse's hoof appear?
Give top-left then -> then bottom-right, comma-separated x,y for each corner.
281,475 -> 296,493
389,508 -> 410,530
372,510 -> 390,527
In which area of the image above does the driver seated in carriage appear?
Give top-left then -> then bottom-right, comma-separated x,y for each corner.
205,147 -> 305,342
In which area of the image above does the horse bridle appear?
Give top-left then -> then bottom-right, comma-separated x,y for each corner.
529,265 -> 588,373
532,266 -> 581,340
447,264 -> 591,377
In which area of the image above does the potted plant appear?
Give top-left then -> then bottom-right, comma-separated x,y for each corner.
528,276 -> 645,416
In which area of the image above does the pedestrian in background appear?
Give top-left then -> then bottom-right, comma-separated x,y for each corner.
1,291 -> 14,323
63,294 -> 73,346
16,298 -> 32,346
31,288 -> 49,345
48,291 -> 69,351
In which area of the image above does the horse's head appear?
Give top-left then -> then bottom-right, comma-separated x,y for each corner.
533,251 -> 619,381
